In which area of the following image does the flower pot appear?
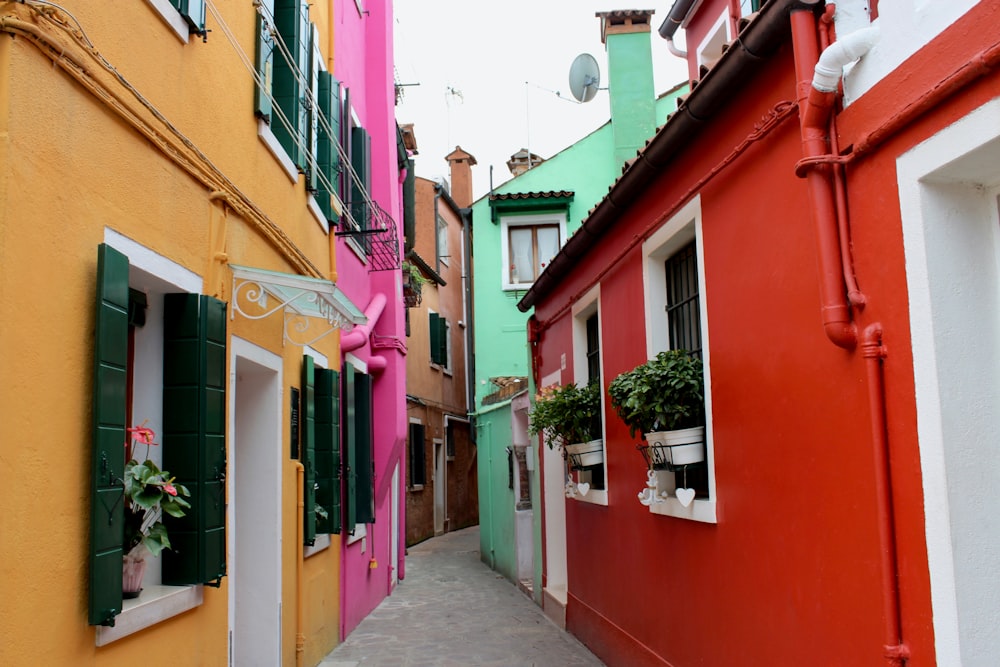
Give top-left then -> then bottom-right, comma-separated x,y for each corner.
564,439 -> 604,469
644,426 -> 705,468
122,555 -> 147,599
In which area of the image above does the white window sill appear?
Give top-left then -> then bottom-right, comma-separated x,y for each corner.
304,534 -> 331,558
95,585 -> 203,646
345,235 -> 368,265
144,0 -> 190,43
258,119 -> 299,184
503,283 -> 534,292
649,497 -> 718,523
307,195 -> 330,234
347,523 -> 367,546
410,484 -> 425,491
571,489 -> 608,506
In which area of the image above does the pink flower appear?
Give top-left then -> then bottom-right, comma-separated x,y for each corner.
163,484 -> 178,496
127,424 -> 157,446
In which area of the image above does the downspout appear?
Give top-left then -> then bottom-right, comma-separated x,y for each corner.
294,462 -> 306,667
658,0 -> 697,59
862,325 -> 909,666
792,11 -> 908,665
791,11 -> 878,349
341,293 -> 387,352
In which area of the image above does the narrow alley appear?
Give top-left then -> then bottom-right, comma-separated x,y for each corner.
322,527 -> 604,667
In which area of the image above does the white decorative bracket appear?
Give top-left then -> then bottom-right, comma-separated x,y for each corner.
229,264 -> 367,347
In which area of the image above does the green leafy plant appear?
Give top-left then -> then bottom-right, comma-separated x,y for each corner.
607,350 -> 704,439
528,381 -> 602,449
123,423 -> 191,558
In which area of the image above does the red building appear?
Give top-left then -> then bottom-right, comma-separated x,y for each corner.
518,1 -> 1000,665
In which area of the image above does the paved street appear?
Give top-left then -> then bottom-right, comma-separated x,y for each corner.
322,526 -> 604,667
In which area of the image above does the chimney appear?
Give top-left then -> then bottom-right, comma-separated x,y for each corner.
597,9 -> 656,169
445,146 -> 477,208
506,148 -> 545,177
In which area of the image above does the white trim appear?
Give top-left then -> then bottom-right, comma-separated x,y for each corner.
695,10 -> 731,70
569,284 -> 608,507
96,585 -> 203,646
896,97 -> 1000,667
103,228 -> 203,293
143,0 -> 190,44
258,119 -> 300,184
640,195 -> 717,524
307,195 -> 330,234
228,337 -> 283,666
499,212 -> 568,291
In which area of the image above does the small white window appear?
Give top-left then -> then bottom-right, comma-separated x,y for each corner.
500,213 -> 567,290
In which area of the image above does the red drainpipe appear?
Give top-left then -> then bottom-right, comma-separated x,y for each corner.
790,8 -> 857,350
791,9 -> 908,665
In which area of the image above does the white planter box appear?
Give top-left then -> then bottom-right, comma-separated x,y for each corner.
644,426 -> 705,467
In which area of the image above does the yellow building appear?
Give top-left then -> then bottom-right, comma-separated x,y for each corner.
0,1 -> 391,664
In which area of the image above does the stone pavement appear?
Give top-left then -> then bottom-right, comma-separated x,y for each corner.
321,526 -> 604,667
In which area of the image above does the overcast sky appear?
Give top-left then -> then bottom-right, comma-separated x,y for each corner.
392,1 -> 691,200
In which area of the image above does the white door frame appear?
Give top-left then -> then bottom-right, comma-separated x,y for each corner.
433,439 -> 446,535
228,337 -> 283,666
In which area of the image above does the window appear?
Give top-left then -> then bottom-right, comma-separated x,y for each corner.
739,0 -> 761,17
254,0 -> 344,227
436,214 -> 449,269
342,360 -> 374,534
571,285 -> 607,504
299,355 -> 342,546
409,422 -> 427,487
500,213 -> 566,290
697,11 -> 731,71
429,312 -> 449,369
89,240 -> 225,630
641,196 -> 716,523
145,0 -> 202,42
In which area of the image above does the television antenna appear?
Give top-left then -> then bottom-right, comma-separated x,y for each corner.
568,53 -> 601,103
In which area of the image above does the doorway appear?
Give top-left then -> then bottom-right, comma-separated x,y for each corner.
434,440 -> 446,535
229,339 -> 282,666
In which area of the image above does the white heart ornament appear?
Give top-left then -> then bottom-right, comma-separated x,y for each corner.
576,482 -> 591,496
676,488 -> 696,507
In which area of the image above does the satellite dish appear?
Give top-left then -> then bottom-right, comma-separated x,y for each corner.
568,53 -> 600,103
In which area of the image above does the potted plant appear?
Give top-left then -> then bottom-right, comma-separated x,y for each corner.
607,350 -> 705,469
401,261 -> 426,308
122,423 -> 191,598
527,381 -> 603,468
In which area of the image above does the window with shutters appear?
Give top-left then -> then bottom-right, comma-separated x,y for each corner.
145,0 -> 205,42
436,214 -> 449,270
640,197 -> 717,524
408,421 -> 427,488
570,286 -> 607,504
499,213 -> 567,290
428,311 -> 450,370
342,359 -> 374,537
300,352 -> 341,557
90,236 -> 226,642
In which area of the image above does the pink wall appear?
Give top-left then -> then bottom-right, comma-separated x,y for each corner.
333,0 -> 407,639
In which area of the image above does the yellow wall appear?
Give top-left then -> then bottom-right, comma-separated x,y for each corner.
0,1 -> 342,663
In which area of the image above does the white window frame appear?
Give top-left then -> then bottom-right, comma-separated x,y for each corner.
640,196 -> 717,523
144,0 -> 190,44
96,229 -> 205,645
500,212 -> 567,291
436,214 -> 450,268
696,10 -> 732,72
408,417 -> 426,490
569,284 -> 607,506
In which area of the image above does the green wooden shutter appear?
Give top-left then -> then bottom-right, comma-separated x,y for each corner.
350,125 -> 371,230
273,0 -> 308,168
89,244 -> 128,627
408,422 -> 426,487
429,313 -> 447,365
354,370 -> 375,524
301,355 -> 317,546
162,294 -> 227,586
317,71 -> 341,224
306,25 -> 321,194
173,0 -> 206,33
429,313 -> 442,365
339,87 -> 351,210
343,364 -> 357,533
315,368 -> 341,534
254,0 -> 275,120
